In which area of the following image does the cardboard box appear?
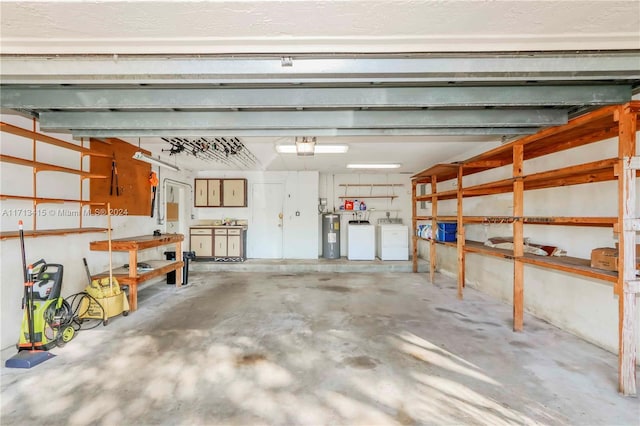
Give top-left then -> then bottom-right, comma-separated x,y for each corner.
590,248 -> 618,271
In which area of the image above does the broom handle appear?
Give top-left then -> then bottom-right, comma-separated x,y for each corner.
107,202 -> 113,293
18,221 -> 28,282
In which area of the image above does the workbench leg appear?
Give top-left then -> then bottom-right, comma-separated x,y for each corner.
127,250 -> 138,311
129,285 -> 138,312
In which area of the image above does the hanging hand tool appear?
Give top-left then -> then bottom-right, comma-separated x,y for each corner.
110,153 -> 120,196
149,171 -> 158,217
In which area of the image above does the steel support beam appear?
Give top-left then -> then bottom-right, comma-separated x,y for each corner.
71,127 -> 541,138
0,85 -> 631,110
39,110 -> 568,131
1,53 -> 639,85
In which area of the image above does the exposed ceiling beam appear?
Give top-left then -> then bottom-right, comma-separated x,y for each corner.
2,53 -> 639,85
71,127 -> 541,138
39,110 -> 568,131
1,85 -> 631,110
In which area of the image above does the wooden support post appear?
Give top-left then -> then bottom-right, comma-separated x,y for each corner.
457,165 -> 465,299
412,180 -> 418,273
430,176 -> 438,284
513,144 -> 524,332
616,104 -> 638,396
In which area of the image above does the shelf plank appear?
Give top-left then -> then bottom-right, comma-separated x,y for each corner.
91,260 -> 184,285
520,254 -> 617,283
0,154 -> 107,178
462,158 -> 619,198
338,195 -> 398,199
1,122 -> 110,157
339,184 -> 403,187
412,163 -> 460,182
0,227 -> 108,240
0,194 -> 92,204
463,106 -> 620,169
464,240 -> 515,259
90,233 -> 184,252
522,217 -> 617,227
463,240 -> 617,283
463,216 -> 514,224
461,216 -> 616,227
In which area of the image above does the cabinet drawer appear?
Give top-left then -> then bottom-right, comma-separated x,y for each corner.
214,229 -> 228,235
190,228 -> 212,235
227,229 -> 241,235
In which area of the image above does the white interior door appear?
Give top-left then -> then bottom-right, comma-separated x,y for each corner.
250,183 -> 284,258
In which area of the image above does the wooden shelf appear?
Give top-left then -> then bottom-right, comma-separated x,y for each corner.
91,260 -> 185,286
464,240 -> 617,283
415,236 -> 457,248
520,253 -> 617,284
415,216 -> 616,226
0,122 -> 110,157
0,194 -> 96,204
90,233 -> 184,252
411,102 -> 640,395
339,184 -> 403,187
0,154 -> 107,179
464,239 -> 515,259
416,189 -> 458,202
338,195 -> 398,199
522,217 -> 617,227
0,227 -> 108,240
462,158 -> 619,198
462,105 -> 622,171
412,163 -> 460,183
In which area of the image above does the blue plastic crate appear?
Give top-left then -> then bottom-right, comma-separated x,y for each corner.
436,222 -> 457,242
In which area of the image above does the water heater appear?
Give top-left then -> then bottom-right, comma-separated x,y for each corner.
322,213 -> 341,259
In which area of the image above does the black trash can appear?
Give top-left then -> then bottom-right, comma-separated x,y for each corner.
164,251 -> 177,284
164,251 -> 196,285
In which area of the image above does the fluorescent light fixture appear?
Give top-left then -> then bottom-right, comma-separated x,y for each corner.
347,163 -> 401,169
295,136 -> 316,156
132,151 -> 180,171
276,144 -> 349,154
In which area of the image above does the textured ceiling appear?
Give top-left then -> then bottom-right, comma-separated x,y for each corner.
1,0 -> 639,174
1,0 -> 638,53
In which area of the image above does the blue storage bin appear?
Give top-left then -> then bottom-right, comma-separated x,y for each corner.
436,222 -> 457,242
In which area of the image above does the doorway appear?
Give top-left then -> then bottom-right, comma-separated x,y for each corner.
250,183 -> 284,258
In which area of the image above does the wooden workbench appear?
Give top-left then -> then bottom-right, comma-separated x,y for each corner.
89,233 -> 184,311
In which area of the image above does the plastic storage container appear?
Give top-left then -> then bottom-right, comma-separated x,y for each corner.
436,222 -> 457,242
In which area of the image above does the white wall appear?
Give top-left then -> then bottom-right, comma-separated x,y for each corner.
416,135 -> 640,360
195,170 -> 319,259
319,173 -> 412,256
0,113 -> 194,349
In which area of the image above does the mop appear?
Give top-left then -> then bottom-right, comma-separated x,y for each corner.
5,221 -> 56,368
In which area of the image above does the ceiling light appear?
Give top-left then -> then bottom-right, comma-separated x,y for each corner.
276,143 -> 348,154
347,163 -> 401,169
132,151 -> 180,171
295,136 -> 316,156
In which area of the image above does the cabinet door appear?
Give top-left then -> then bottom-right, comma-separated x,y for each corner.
191,235 -> 213,257
222,179 -> 247,207
227,235 -> 241,257
214,235 -> 228,257
194,179 -> 208,207
207,179 -> 221,207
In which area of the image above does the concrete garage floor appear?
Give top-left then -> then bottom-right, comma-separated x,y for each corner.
1,271 -> 638,425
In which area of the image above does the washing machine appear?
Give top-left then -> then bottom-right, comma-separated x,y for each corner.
347,221 -> 375,260
376,223 -> 409,260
